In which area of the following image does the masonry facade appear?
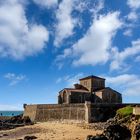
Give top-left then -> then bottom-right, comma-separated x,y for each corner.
58,75 -> 122,104
23,75 -> 123,123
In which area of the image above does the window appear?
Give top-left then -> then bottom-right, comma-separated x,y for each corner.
84,81 -> 87,86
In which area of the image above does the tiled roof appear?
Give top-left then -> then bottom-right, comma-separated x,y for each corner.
79,75 -> 105,81
95,87 -> 121,95
59,88 -> 90,93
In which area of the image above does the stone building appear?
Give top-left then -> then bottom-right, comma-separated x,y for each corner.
24,75 -> 125,123
58,75 -> 122,104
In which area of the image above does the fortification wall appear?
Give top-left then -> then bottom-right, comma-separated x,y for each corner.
24,103 -> 140,123
87,103 -> 135,123
23,105 -> 37,122
24,104 -> 85,122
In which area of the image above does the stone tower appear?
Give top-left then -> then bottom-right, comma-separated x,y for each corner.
79,75 -> 105,92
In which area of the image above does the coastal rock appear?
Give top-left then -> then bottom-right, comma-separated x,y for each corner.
24,136 -> 37,140
0,114 -> 33,130
86,134 -> 108,140
86,124 -> 132,140
104,124 -> 131,140
134,123 -> 140,140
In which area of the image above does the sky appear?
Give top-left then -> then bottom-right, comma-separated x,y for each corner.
0,0 -> 140,110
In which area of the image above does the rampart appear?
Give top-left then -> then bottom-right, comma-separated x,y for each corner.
23,103 -> 140,123
24,104 -> 85,122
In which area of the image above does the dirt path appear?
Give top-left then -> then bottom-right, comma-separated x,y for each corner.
0,122 -> 102,140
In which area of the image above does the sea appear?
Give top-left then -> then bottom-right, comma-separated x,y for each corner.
0,111 -> 23,116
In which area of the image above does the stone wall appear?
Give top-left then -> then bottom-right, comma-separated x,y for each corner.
23,104 -> 85,122
87,103 -> 135,123
23,105 -> 37,122
79,77 -> 105,92
23,103 -> 140,123
101,89 -> 122,103
133,107 -> 140,115
80,79 -> 92,92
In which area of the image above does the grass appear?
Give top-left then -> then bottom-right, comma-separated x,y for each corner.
117,106 -> 133,117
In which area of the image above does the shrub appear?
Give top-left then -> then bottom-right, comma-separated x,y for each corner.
117,106 -> 133,117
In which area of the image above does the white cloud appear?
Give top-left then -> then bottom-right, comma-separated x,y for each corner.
106,74 -> 140,96
74,0 -> 104,14
56,73 -> 84,87
56,48 -> 72,63
0,0 -> 49,60
127,0 -> 140,21
54,0 -> 104,47
127,11 -> 138,21
54,49 -> 72,70
127,0 -> 140,9
60,12 -> 122,66
110,39 -> 140,71
123,29 -> 132,36
33,0 -> 58,8
4,73 -> 27,86
54,0 -> 76,47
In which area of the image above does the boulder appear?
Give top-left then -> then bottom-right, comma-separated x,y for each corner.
104,124 -> 131,140
86,134 -> 108,140
24,136 -> 37,140
0,114 -> 33,130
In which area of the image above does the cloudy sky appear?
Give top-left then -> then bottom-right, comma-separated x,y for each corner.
0,0 -> 140,110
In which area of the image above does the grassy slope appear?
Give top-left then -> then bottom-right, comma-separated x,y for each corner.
117,106 -> 133,117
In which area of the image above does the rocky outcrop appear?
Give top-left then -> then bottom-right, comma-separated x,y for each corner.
86,124 -> 131,140
86,114 -> 140,140
134,123 -> 140,140
86,134 -> 108,140
24,136 -> 37,140
0,114 -> 33,130
104,124 -> 131,140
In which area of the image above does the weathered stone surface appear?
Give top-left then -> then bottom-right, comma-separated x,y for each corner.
104,124 -> 131,140
86,134 -> 108,140
24,136 -> 37,140
0,114 -> 33,130
24,104 -> 86,122
133,107 -> 140,115
134,123 -> 140,140
24,103 -> 140,123
59,75 -> 122,104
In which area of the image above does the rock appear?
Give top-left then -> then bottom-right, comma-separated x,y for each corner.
3,134 -> 8,136
104,124 -> 131,140
0,114 -> 33,130
134,123 -> 140,140
86,135 -> 93,140
24,136 -> 37,140
86,134 -> 108,140
23,116 -> 32,124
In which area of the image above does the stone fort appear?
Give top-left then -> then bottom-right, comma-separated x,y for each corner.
23,75 -> 133,123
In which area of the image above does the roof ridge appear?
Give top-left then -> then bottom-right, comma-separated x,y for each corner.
79,75 -> 105,80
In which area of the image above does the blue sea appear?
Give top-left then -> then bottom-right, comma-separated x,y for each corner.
0,111 -> 23,116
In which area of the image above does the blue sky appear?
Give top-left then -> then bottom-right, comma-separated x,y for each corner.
0,0 -> 140,110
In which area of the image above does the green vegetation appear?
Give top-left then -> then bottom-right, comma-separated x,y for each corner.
117,106 -> 133,117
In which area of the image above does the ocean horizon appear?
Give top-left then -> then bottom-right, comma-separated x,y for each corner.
0,111 -> 23,116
